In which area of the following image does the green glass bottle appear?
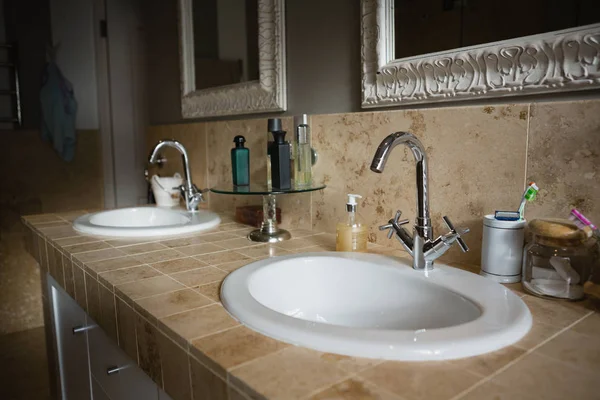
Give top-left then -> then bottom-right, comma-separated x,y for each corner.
231,135 -> 249,186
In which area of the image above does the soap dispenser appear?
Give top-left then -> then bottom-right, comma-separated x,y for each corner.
231,135 -> 249,186
336,194 -> 368,252
269,129 -> 291,190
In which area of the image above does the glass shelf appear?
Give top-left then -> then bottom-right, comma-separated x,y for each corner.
210,183 -> 326,196
210,183 -> 326,243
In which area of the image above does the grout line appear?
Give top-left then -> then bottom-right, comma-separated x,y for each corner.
228,345 -> 290,373
449,310 -> 595,400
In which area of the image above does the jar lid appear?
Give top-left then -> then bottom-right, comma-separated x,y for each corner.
483,215 -> 526,229
528,218 -> 586,247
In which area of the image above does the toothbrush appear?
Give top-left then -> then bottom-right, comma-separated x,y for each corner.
517,182 -> 539,220
569,209 -> 600,239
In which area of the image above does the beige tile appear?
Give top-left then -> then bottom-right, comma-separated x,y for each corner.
513,320 -> 561,350
457,381 -> 538,400
115,297 -> 138,361
522,295 -> 589,328
230,346 -> 349,400
198,232 -> 239,243
119,242 -> 168,255
160,304 -> 238,341
359,361 -> 480,400
99,265 -> 162,286
536,329 -> 600,373
309,378 -> 402,400
176,243 -> 227,257
135,314 -> 162,384
136,289 -> 213,318
275,238 -> 322,250
55,235 -> 100,246
195,281 -> 222,302
191,325 -> 289,375
116,276 -> 185,300
311,106 -> 528,265
237,245 -> 291,259
190,356 -> 227,400
196,250 -> 251,266
74,248 -> 127,263
160,236 -> 207,248
171,267 -> 227,287
98,283 -> 117,342
152,257 -> 208,274
85,273 -> 101,322
292,245 -> 336,253
105,238 -> 153,247
526,100 -> 600,224
64,241 -> 112,253
158,333 -> 191,400
132,249 -> 185,264
492,352 -> 598,400
215,237 -> 260,250
72,264 -> 87,312
449,346 -> 526,377
62,254 -> 75,298
214,260 -> 250,273
228,386 -> 253,400
86,256 -> 144,273
317,352 -> 382,374
571,313 -> 600,337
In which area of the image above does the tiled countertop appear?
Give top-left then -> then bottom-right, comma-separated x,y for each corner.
22,211 -> 600,400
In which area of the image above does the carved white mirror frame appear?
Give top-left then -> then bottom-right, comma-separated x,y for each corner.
361,0 -> 600,109
178,0 -> 286,118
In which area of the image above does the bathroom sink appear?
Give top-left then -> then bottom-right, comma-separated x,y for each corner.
221,252 -> 532,361
73,207 -> 220,237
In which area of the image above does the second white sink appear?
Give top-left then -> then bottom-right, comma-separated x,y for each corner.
73,207 -> 220,237
221,252 -> 532,361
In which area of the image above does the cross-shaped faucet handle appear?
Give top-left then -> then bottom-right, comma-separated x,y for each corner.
442,216 -> 469,252
379,210 -> 410,239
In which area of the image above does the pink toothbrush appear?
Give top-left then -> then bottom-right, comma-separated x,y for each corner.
569,209 -> 600,239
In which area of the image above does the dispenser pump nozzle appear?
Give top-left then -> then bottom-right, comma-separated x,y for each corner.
346,194 -> 362,212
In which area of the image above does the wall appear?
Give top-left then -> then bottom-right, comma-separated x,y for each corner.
50,0 -> 99,130
147,99 -> 600,266
0,130 -> 104,334
144,0 -> 361,124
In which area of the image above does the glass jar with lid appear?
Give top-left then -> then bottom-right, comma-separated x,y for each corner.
522,218 -> 598,300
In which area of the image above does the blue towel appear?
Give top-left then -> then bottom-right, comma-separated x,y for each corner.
40,62 -> 78,162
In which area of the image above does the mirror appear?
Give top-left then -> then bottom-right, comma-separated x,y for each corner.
394,0 -> 600,60
361,0 -> 600,108
192,0 -> 259,90
178,0 -> 286,118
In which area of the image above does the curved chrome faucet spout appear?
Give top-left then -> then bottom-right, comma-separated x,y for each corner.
148,139 -> 204,212
371,132 -> 468,270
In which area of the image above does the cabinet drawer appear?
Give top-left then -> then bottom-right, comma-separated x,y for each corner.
88,322 -> 158,400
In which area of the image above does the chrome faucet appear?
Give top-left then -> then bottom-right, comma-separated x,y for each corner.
148,139 -> 205,212
370,132 -> 469,270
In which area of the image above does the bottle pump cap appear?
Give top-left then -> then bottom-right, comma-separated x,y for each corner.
346,193 -> 362,212
268,118 -> 282,133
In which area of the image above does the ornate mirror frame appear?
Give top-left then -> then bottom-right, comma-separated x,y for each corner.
361,0 -> 600,109
178,0 -> 286,118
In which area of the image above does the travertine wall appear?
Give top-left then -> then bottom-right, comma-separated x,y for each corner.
147,99 -> 600,265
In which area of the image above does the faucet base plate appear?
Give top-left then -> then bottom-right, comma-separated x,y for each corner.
248,228 -> 291,243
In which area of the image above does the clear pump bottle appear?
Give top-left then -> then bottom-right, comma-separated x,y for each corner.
294,114 -> 312,188
336,194 -> 368,252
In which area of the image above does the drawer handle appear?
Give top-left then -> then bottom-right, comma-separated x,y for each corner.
72,325 -> 95,335
106,365 -> 126,375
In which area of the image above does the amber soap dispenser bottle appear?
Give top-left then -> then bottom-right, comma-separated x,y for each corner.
336,194 -> 368,252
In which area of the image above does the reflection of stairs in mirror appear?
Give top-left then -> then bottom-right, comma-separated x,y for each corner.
0,42 -> 22,130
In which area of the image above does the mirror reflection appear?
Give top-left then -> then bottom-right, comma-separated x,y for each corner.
192,0 -> 259,90
394,0 -> 600,59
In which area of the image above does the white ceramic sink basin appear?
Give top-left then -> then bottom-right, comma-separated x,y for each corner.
73,207 -> 220,237
221,252 -> 532,361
